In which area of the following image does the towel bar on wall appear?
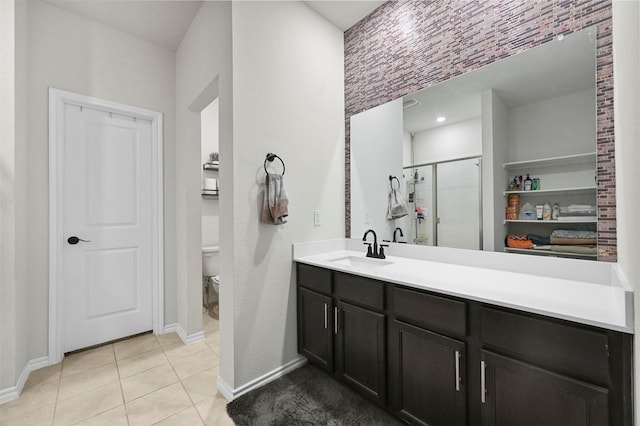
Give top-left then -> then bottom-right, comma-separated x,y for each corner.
389,175 -> 400,190
264,153 -> 286,175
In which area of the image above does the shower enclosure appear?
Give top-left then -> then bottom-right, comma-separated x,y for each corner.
404,156 -> 482,250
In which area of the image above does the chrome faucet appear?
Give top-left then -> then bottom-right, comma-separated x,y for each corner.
362,229 -> 388,259
393,227 -> 404,243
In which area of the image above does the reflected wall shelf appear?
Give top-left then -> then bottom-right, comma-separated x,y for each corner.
503,186 -> 596,196
504,219 -> 596,224
504,247 -> 596,260
503,152 -> 596,169
202,190 -> 219,199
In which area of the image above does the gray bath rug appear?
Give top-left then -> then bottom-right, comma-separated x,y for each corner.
226,364 -> 402,425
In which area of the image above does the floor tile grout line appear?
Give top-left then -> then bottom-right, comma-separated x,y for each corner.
50,361 -> 64,426
113,342 -> 131,426
162,335 -> 208,425
59,348 -> 127,426
117,347 -> 172,381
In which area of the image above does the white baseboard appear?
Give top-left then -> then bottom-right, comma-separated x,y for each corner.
162,322 -> 204,345
162,323 -> 178,334
0,356 -> 50,405
217,356 -> 307,402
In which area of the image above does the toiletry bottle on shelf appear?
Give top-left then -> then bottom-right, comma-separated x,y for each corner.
543,202 -> 551,220
524,174 -> 532,191
520,202 -> 534,220
552,203 -> 560,220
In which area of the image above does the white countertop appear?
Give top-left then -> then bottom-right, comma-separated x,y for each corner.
293,239 -> 634,333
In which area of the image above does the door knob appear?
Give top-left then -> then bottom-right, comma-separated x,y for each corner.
67,236 -> 90,245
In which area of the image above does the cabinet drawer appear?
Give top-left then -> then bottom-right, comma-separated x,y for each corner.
481,307 -> 610,385
297,263 -> 331,295
393,286 -> 467,337
334,272 -> 384,310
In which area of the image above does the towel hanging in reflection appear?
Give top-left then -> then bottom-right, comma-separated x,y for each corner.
261,173 -> 289,225
387,181 -> 408,220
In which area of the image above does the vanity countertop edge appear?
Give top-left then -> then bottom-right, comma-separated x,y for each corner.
292,239 -> 634,334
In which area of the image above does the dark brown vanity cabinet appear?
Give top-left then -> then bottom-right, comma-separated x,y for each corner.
297,264 -> 387,406
297,287 -> 333,371
389,287 -> 468,426
481,351 -> 609,425
295,263 -> 632,426
390,320 -> 467,425
479,307 -> 623,426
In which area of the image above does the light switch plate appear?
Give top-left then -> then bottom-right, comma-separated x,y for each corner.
314,210 -> 321,226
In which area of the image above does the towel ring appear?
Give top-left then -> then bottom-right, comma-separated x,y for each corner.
389,175 -> 400,190
264,153 -> 285,175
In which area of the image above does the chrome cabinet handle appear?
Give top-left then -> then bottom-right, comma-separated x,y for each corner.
481,360 -> 486,403
455,350 -> 461,392
323,303 -> 328,329
334,307 -> 339,334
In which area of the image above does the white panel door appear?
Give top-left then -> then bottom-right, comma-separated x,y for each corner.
63,104 -> 153,352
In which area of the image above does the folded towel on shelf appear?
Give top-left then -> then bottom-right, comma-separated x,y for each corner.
550,245 -> 597,255
550,236 -> 597,245
261,173 -> 289,225
529,234 -> 551,245
550,229 -> 597,245
567,204 -> 596,213
550,229 -> 597,239
387,187 -> 408,220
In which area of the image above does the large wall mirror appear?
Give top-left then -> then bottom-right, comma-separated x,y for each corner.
350,26 -> 598,260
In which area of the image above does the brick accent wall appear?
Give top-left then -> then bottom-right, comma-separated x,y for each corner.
344,0 -> 615,261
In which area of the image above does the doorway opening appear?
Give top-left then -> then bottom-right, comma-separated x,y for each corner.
200,98 -> 220,318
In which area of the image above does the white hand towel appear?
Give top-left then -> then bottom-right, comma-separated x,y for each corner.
387,187 -> 408,220
261,174 -> 289,225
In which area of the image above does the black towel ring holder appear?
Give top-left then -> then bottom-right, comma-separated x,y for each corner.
389,175 -> 400,190
264,153 -> 285,175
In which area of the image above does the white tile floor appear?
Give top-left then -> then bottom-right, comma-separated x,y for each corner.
0,307 -> 234,426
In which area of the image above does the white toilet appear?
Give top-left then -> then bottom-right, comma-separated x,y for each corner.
202,246 -> 220,295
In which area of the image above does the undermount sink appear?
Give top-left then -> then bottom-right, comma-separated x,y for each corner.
328,255 -> 394,269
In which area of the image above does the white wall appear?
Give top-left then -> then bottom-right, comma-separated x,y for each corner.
229,0 -> 344,388
201,99 -> 220,247
174,0 -> 233,370
482,90 -> 509,252
351,99 -> 404,241
23,0 -> 177,357
412,117 -> 482,165
507,89 -> 596,161
0,0 -> 20,391
402,130 -> 412,167
612,1 -> 640,422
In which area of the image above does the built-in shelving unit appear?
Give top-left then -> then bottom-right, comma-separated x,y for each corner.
503,152 -> 597,260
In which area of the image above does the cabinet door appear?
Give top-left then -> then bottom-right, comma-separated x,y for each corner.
335,301 -> 386,406
389,320 -> 466,426
481,351 -> 608,426
297,287 -> 333,372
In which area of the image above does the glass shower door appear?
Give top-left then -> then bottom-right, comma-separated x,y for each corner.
436,158 -> 482,250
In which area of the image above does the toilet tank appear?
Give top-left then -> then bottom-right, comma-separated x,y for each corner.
202,246 -> 220,277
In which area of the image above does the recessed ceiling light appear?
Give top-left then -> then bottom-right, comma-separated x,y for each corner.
436,116 -> 446,123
